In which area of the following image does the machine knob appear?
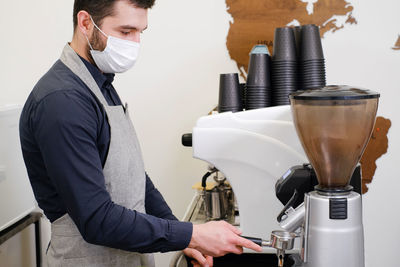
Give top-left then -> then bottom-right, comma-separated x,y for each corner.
181,133 -> 192,147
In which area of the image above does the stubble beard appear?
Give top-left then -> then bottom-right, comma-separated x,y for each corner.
86,29 -> 107,67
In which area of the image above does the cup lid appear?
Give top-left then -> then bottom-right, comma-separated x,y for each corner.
290,85 -> 380,100
250,44 -> 270,55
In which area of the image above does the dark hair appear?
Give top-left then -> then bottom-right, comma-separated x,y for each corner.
73,0 -> 155,30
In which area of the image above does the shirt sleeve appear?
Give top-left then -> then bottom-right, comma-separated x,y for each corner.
31,90 -> 192,253
145,174 -> 178,221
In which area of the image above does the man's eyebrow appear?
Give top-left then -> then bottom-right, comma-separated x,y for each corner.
120,25 -> 148,31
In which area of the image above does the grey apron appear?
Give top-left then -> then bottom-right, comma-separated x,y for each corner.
46,44 -> 155,267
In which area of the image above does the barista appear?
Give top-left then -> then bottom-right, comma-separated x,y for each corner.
19,0 -> 261,267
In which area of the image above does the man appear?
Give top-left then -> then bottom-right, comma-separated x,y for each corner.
19,0 -> 261,266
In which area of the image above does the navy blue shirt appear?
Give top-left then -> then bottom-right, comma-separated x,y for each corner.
19,53 -> 192,253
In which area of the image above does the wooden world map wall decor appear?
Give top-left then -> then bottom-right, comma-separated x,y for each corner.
393,35 -> 400,50
224,0 -> 392,194
360,117 -> 391,193
226,0 -> 356,75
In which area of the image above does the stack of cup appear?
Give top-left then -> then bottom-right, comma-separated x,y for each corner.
299,24 -> 326,90
239,83 -> 246,109
218,73 -> 243,113
245,45 -> 272,110
271,27 -> 299,105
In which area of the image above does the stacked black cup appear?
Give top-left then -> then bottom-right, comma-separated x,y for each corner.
299,24 -> 326,90
245,45 -> 272,110
218,73 -> 243,113
271,27 -> 299,105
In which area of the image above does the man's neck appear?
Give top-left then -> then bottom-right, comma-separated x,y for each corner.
70,34 -> 94,65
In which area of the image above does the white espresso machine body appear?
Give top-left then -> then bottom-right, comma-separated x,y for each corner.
192,106 -> 307,253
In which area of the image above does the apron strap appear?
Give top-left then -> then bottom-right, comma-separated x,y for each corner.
60,44 -> 109,107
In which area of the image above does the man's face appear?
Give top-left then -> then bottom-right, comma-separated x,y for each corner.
89,1 -> 148,52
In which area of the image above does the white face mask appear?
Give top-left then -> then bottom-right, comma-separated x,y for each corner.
86,16 -> 140,73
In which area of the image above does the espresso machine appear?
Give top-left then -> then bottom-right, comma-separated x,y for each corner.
190,85 -> 379,266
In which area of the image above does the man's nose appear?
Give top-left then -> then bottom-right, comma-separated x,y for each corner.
132,33 -> 140,43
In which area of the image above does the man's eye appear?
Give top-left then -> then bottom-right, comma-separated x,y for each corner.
121,31 -> 130,35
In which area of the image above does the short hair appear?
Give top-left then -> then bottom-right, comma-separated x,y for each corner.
73,0 -> 155,30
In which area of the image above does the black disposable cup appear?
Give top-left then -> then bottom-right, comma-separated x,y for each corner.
218,73 -> 242,113
246,100 -> 271,104
273,27 -> 297,61
302,69 -> 326,75
246,95 -> 271,100
272,85 -> 298,90
246,101 -> 270,105
272,60 -> 296,66
239,83 -> 246,108
245,87 -> 272,92
246,102 -> 271,106
272,66 -> 298,70
274,90 -> 296,95
302,67 -> 326,72
302,70 -> 326,75
302,74 -> 325,79
246,95 -> 272,100
246,92 -> 271,98
302,81 -> 326,87
302,70 -> 326,76
273,89 -> 298,94
274,87 -> 295,92
219,107 -> 242,113
246,88 -> 272,92
302,64 -> 325,69
273,96 -> 290,100
246,97 -> 271,101
272,73 -> 298,77
273,97 -> 291,100
246,93 -> 272,97
293,26 -> 302,58
302,82 -> 326,88
300,24 -> 324,61
272,67 -> 298,72
302,76 -> 326,81
246,90 -> 272,94
302,75 -> 326,80
301,59 -> 325,64
302,60 -> 325,65
247,53 -> 272,87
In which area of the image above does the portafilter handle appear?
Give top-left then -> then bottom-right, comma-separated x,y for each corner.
242,230 -> 297,267
241,236 -> 271,247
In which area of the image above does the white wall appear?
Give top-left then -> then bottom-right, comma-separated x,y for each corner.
0,0 -> 399,266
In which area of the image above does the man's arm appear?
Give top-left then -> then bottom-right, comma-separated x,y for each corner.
145,173 -> 178,220
31,90 -> 192,253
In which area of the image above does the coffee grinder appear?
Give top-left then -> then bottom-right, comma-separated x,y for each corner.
277,85 -> 380,266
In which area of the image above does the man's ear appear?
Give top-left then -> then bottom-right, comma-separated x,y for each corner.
76,10 -> 93,36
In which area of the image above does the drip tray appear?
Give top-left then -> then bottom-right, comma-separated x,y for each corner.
186,253 -> 297,267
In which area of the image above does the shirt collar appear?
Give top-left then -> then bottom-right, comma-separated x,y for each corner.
79,56 -> 115,89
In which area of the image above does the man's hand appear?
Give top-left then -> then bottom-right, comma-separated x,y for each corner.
188,221 -> 262,257
183,248 -> 213,267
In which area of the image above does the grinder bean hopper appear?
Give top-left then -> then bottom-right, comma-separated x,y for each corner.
276,85 -> 379,266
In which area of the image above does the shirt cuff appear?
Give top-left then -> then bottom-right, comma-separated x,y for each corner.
165,220 -> 193,252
